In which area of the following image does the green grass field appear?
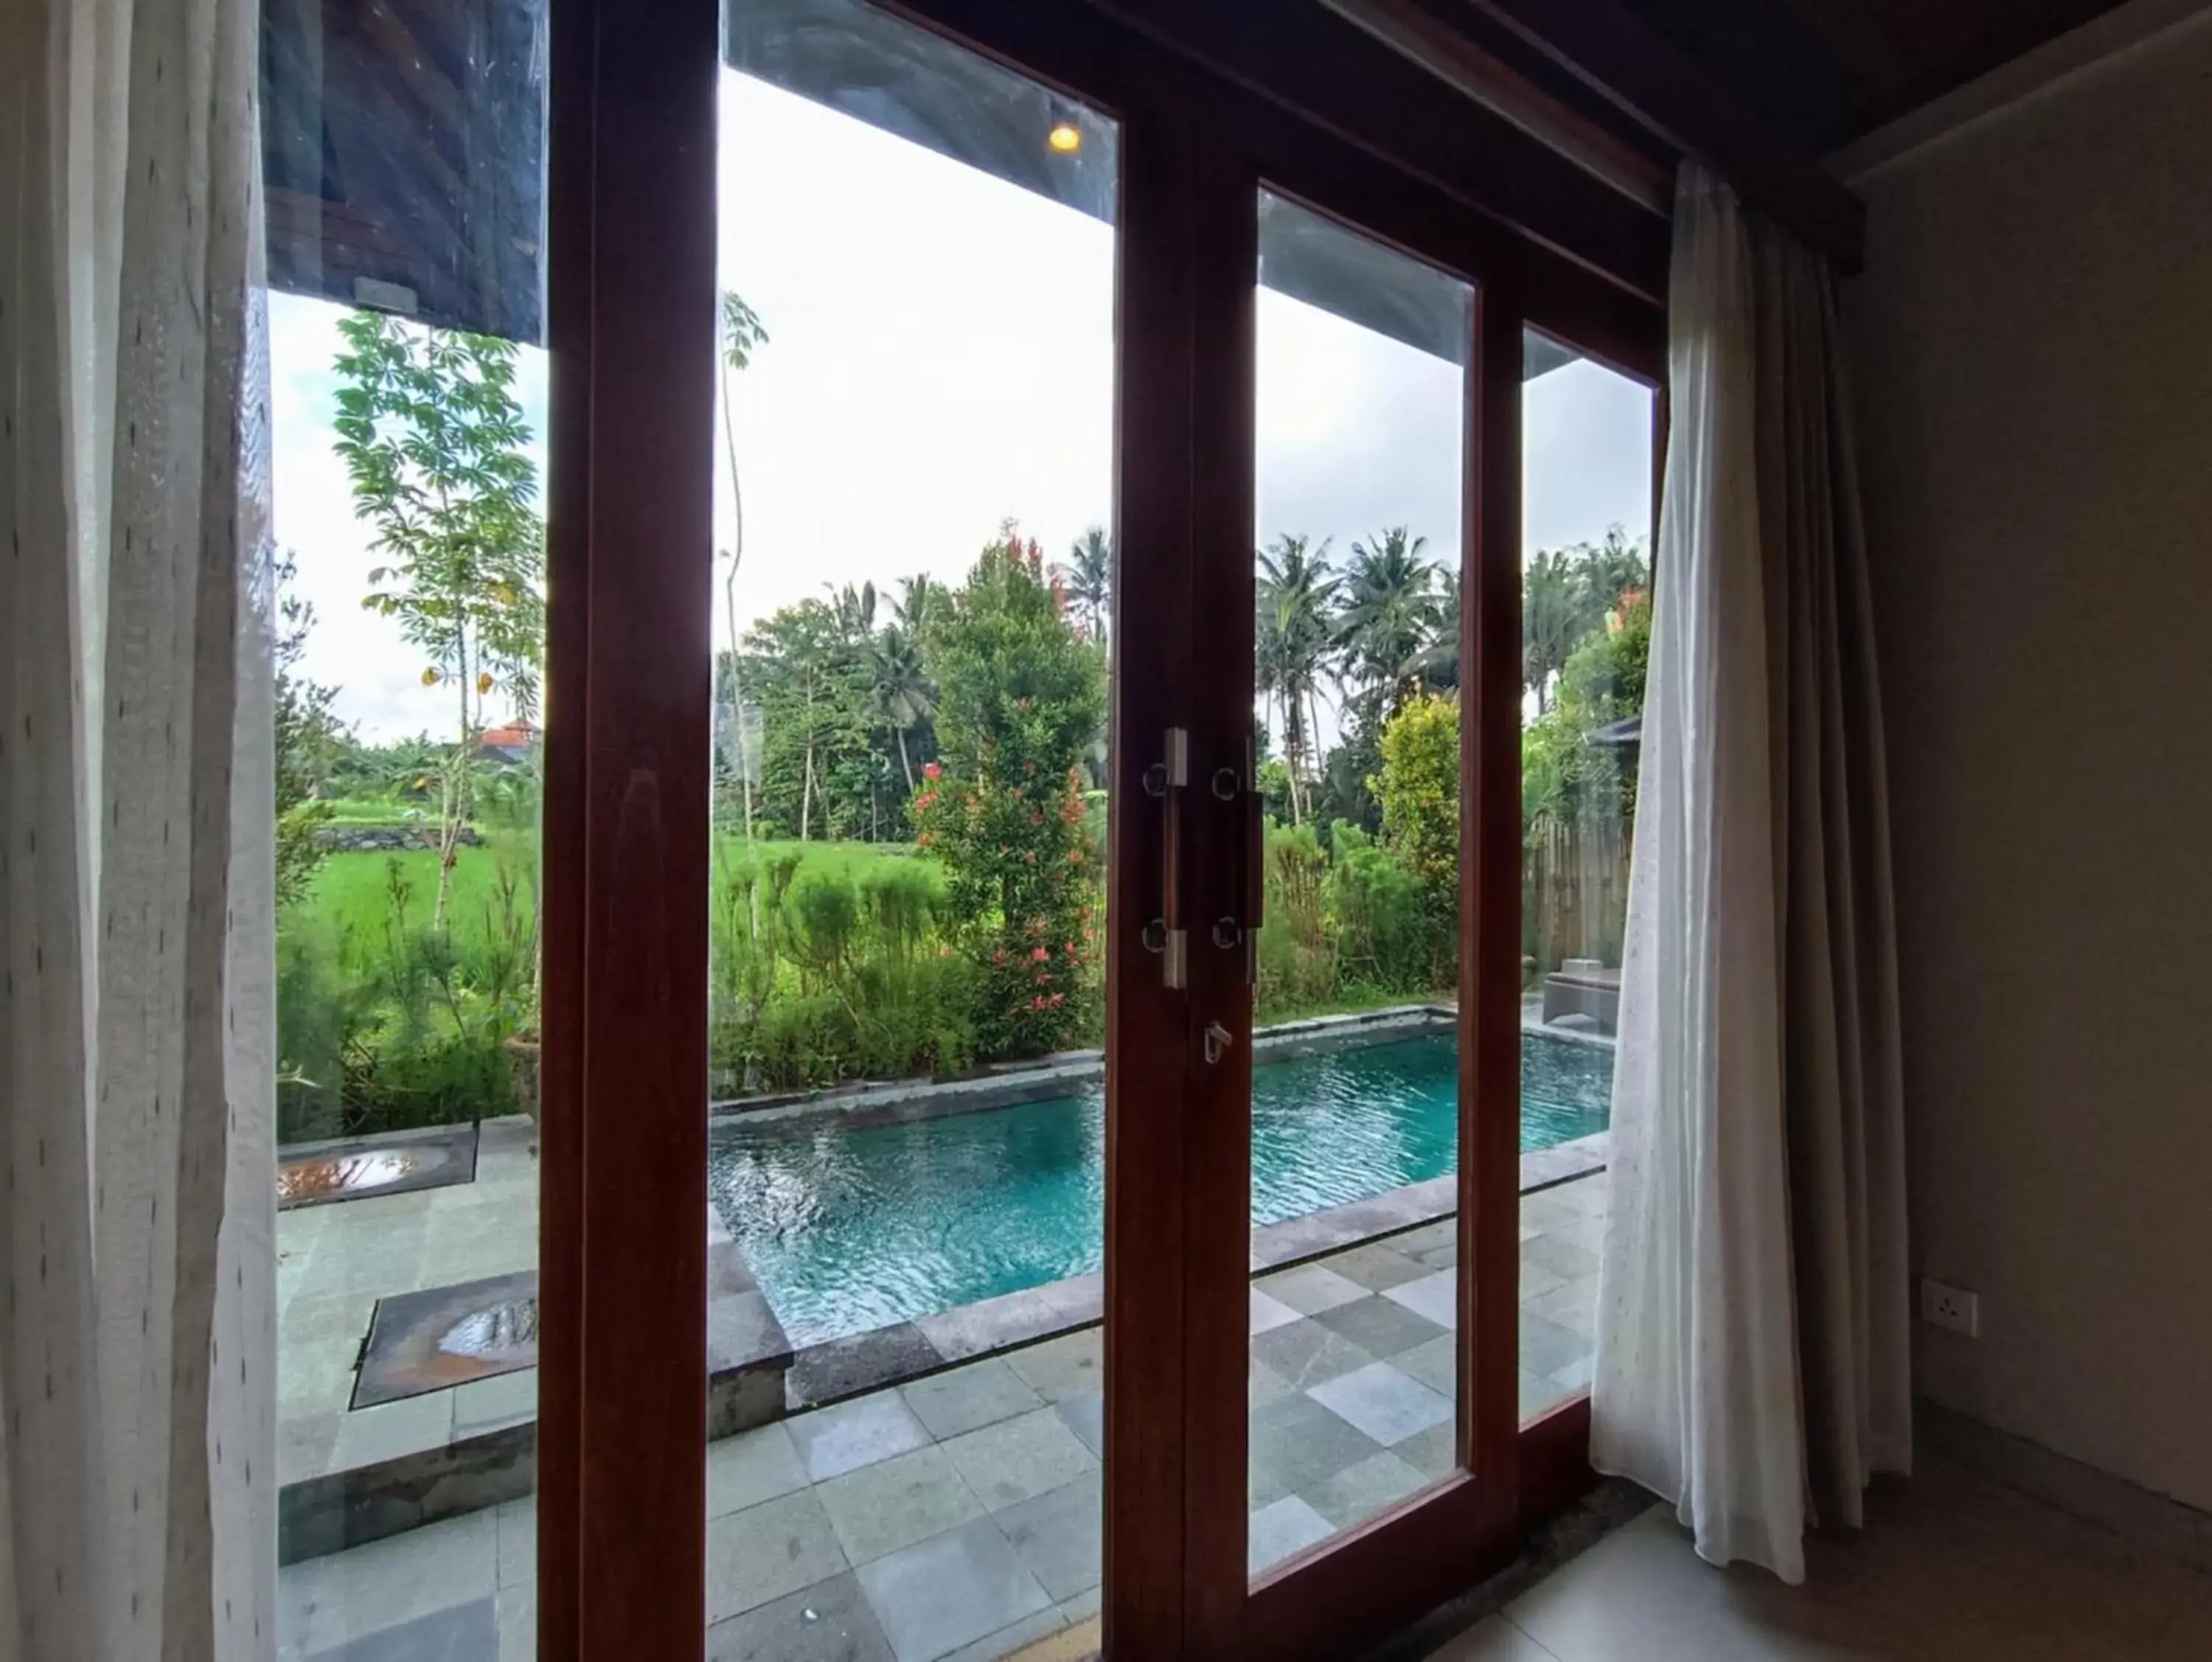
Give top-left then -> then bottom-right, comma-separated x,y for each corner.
286,833 -> 938,965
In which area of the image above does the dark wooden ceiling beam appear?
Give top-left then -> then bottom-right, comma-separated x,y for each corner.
1448,0 -> 1868,269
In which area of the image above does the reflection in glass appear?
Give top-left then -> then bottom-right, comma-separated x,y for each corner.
1516,330 -> 1655,1423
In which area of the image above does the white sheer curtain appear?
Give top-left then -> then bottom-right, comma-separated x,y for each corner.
1,0 -> 276,1657
1590,164 -> 1912,1585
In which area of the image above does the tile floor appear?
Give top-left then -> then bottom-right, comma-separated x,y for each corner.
278,1175 -> 1604,1662
1422,1460 -> 2212,1662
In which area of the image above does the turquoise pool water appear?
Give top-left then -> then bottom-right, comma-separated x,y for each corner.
709,1030 -> 1612,1345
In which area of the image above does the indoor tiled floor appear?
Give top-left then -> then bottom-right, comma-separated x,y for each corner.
1424,1461 -> 2212,1662
277,1176 -> 1605,1662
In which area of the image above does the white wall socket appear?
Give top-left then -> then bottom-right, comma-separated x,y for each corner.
1920,1276 -> 1979,1337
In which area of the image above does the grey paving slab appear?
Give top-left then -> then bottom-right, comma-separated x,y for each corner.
706,1489 -> 850,1624
1255,1262 -> 1367,1316
940,1607 -> 1068,1662
1518,1311 -> 1588,1380
992,1470 -> 1103,1601
1250,1317 -> 1378,1393
300,1595 -> 497,1661
1394,1420 -> 1459,1481
494,1498 -> 534,1589
1522,1232 -> 1601,1282
279,1509 -> 498,1658
707,1571 -> 894,1662
942,1406 -> 1097,1511
1004,1329 -> 1101,1404
817,1444 -> 987,1567
1307,1360 -> 1454,1447
1526,1274 -> 1599,1338
789,1391 -> 933,1483
1301,1449 -> 1430,1530
1320,1241 -> 1432,1292
1248,1287 -> 1301,1335
1397,1332 -> 1459,1397
709,1421 -> 812,1518
1310,1292 -> 1450,1360
1515,1257 -> 1566,1301
900,1359 -> 1043,1442
1053,1389 -> 1105,1459
496,1584 -> 534,1662
855,1515 -> 1054,1662
1382,1268 -> 1460,1329
1248,1393 -> 1385,1509
1249,1495 -> 1336,1572
1248,1363 -> 1295,1407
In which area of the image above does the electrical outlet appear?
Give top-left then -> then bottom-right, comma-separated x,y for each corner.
1921,1277 -> 1979,1337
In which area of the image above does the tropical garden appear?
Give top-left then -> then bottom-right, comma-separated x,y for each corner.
274,305 -> 1649,1144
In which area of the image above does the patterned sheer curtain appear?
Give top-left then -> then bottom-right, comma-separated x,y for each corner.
1589,164 -> 1913,1585
1,0 -> 277,1657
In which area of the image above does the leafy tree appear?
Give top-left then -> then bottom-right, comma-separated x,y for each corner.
1371,692 -> 1460,986
1256,533 -> 1337,824
742,599 -> 872,840
1056,525 -> 1113,648
914,526 -> 1105,1057
274,552 -> 347,906
718,291 -> 771,840
870,622 -> 937,793
334,312 -> 544,927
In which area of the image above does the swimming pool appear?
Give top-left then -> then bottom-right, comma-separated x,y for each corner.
709,1029 -> 1612,1345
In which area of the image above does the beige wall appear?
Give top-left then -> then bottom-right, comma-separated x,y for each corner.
1843,12 -> 2212,1512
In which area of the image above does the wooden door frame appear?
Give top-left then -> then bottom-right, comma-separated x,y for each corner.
532,2 -> 1664,1658
540,0 -> 720,1655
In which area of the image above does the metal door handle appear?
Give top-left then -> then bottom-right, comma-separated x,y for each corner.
1141,729 -> 1189,990
1204,1021 -> 1233,1065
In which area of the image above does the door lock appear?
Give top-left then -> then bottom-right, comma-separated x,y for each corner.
1203,1021 -> 1234,1065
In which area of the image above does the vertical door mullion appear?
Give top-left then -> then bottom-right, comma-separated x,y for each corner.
1179,125 -> 1262,1662
1458,268 -> 1526,1528
543,0 -> 720,1657
1104,78 -> 1202,1662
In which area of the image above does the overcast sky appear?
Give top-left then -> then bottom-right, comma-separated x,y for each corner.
274,70 -> 1652,743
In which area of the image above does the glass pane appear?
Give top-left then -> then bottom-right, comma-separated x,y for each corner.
1516,332 -> 1655,1423
267,1 -> 547,1654
707,4 -> 1116,1656
1247,192 -> 1472,1574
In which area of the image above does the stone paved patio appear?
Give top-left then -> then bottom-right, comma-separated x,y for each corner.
275,1164 -> 1605,1662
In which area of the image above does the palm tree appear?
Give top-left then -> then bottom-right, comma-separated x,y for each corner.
1336,526 -> 1440,720
1256,533 -> 1337,824
1402,565 -> 1461,691
827,579 -> 877,647
1577,524 -> 1647,622
869,625 -> 937,793
1523,548 -> 1586,714
892,573 -> 936,638
1057,526 -> 1113,648
719,291 -> 770,840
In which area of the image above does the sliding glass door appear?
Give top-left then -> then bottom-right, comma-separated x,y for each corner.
518,2 -> 1662,1658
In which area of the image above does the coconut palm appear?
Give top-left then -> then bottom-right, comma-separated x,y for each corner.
1256,533 -> 1337,824
869,624 -> 937,793
1335,526 -> 1440,720
1402,564 -> 1461,692
1523,547 -> 1586,714
1057,526 -> 1113,647
892,573 -> 936,637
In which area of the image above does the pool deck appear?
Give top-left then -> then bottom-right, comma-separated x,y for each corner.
274,1102 -> 1606,1662
276,1154 -> 1606,1661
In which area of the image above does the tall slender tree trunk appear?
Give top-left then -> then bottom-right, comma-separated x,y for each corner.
435,630 -> 471,931
896,725 -> 914,792
722,361 -> 755,841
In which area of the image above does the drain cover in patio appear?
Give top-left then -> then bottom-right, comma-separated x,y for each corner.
278,1125 -> 478,1210
353,1270 -> 538,1408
